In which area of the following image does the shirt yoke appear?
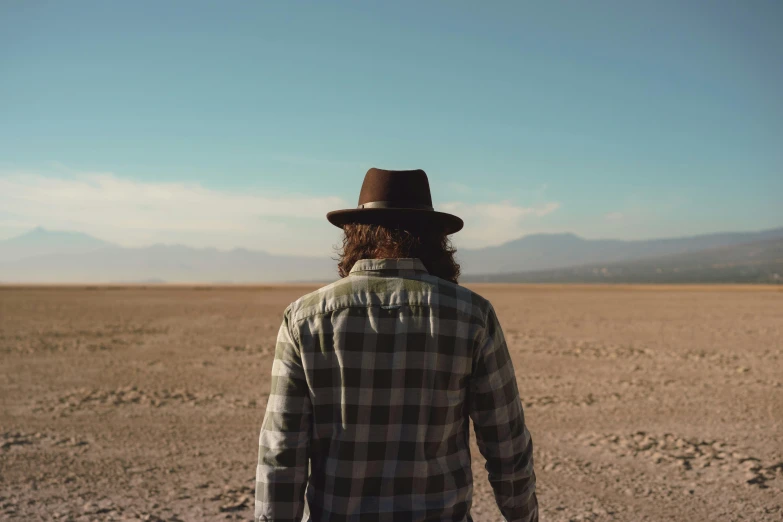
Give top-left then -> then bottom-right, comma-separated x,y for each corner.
285,274 -> 493,331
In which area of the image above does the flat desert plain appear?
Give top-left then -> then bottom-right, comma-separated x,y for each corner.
1,285 -> 781,522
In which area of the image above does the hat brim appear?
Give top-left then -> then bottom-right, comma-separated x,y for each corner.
326,208 -> 463,235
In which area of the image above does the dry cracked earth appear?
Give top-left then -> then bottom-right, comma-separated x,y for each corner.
1,285 -> 781,521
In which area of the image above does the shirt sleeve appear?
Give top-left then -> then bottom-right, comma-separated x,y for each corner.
468,303 -> 538,522
255,306 -> 312,522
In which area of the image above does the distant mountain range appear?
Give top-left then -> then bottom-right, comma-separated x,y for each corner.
462,237 -> 783,284
0,227 -> 111,263
1,226 -> 782,284
0,227 -> 335,283
456,228 -> 783,273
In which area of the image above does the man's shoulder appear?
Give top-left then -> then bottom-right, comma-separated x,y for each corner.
283,277 -> 357,323
424,275 -> 493,314
284,275 -> 493,326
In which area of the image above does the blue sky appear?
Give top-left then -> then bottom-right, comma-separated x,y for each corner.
1,1 -> 781,256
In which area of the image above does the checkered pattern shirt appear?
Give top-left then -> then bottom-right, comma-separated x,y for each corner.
255,258 -> 537,522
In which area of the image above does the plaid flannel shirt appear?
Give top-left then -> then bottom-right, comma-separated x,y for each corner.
256,258 -> 537,522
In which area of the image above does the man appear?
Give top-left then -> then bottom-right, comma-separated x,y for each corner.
255,168 -> 538,522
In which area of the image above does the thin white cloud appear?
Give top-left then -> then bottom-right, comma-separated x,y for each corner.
0,171 -> 345,256
440,200 -> 560,247
0,169 -> 562,254
604,211 -> 624,221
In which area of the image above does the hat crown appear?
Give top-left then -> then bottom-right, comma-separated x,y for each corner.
357,168 -> 433,209
325,167 -> 463,235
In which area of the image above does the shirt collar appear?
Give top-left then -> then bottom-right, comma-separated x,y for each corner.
349,258 -> 429,276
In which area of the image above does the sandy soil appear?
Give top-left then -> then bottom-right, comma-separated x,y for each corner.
1,285 -> 781,521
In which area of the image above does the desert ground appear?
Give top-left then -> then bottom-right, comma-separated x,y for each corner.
1,284 -> 781,521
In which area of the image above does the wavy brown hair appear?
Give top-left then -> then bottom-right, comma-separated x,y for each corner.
336,223 -> 461,283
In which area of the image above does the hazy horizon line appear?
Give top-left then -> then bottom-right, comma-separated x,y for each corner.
3,223 -> 782,257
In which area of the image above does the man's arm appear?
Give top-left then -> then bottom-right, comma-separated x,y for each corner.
468,303 -> 538,522
255,306 -> 312,522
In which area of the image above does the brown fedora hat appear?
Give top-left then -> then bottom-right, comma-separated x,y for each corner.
326,168 -> 463,235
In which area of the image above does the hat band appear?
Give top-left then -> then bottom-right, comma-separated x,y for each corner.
358,200 -> 434,211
